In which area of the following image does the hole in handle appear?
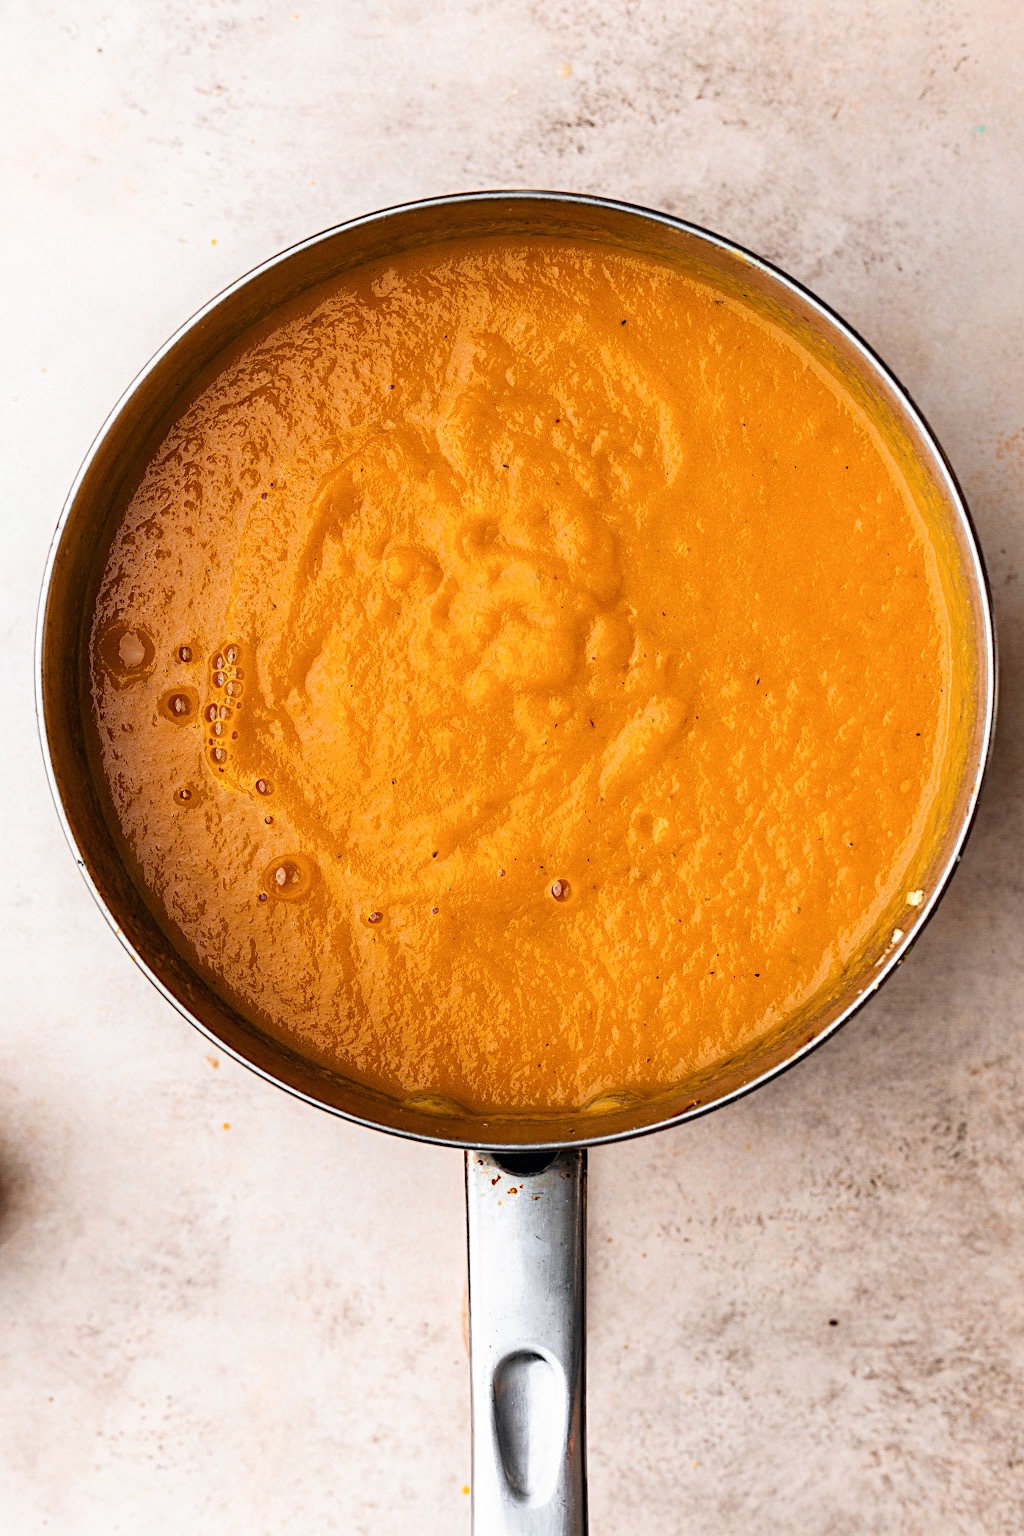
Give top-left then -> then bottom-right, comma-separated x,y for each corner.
494,1152 -> 558,1176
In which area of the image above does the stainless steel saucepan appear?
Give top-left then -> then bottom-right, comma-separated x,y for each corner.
36,193 -> 996,1534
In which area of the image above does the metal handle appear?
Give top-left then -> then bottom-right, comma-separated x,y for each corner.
465,1149 -> 587,1535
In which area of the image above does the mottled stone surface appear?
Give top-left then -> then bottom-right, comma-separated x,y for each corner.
2,2 -> 1022,1531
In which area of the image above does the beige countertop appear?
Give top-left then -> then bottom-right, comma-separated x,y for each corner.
3,2 -> 1023,1531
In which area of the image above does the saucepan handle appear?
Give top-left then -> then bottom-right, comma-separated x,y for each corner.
465,1148 -> 587,1535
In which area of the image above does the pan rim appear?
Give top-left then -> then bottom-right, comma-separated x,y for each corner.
35,188 -> 998,1152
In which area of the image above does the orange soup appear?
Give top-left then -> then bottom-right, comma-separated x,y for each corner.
88,236 -> 956,1114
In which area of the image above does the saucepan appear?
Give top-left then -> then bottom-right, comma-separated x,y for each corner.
36,193 -> 996,1533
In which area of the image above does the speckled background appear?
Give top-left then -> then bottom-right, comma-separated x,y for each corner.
3,3 -> 1023,1532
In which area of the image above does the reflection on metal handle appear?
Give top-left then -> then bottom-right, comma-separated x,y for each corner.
465,1149 -> 587,1535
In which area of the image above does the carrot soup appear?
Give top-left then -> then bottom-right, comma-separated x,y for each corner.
87,236 -> 957,1114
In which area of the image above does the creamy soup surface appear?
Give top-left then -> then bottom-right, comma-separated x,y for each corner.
88,236 -> 955,1114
